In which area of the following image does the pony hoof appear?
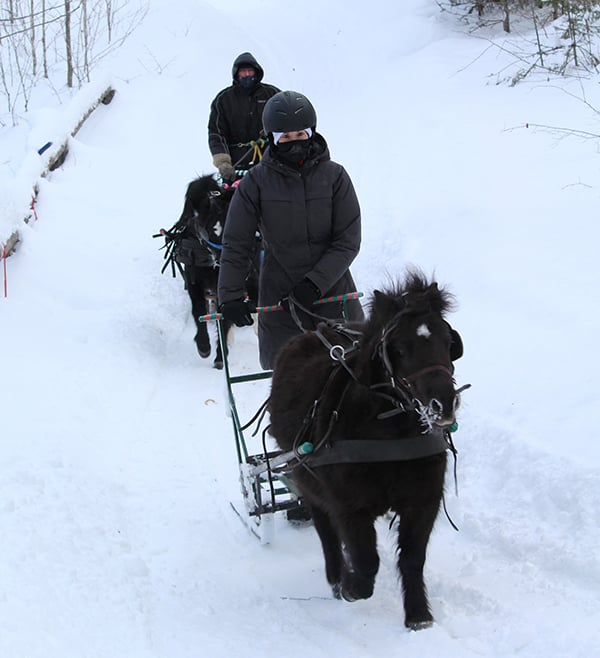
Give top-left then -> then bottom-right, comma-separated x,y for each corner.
406,619 -> 434,631
340,573 -> 374,601
213,360 -> 224,370
341,590 -> 358,602
196,343 -> 211,358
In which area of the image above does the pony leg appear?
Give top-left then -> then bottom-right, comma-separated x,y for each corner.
310,505 -> 344,598
194,322 -> 211,358
185,270 -> 211,358
336,511 -> 379,601
395,501 -> 440,629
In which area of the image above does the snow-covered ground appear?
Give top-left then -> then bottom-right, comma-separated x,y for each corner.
1,1 -> 599,656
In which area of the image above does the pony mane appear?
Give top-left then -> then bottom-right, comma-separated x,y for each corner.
185,174 -> 221,207
366,268 -> 455,329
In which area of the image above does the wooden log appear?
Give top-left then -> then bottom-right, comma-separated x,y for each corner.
2,86 -> 116,258
70,86 -> 115,139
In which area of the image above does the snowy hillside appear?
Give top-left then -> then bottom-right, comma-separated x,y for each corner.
1,1 -> 599,656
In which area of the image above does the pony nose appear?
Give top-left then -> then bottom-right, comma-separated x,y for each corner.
428,397 -> 455,424
429,398 -> 444,419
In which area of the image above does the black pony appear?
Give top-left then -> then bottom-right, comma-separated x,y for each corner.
157,175 -> 259,368
268,270 -> 465,629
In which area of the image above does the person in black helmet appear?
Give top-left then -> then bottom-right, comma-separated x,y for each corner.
218,90 -> 364,370
208,52 -> 280,182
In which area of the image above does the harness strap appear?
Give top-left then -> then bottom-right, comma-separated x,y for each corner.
305,428 -> 450,467
313,324 -> 361,381
205,239 -> 223,251
248,428 -> 449,477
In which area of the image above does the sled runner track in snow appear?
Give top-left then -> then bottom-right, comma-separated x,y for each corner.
204,293 -> 364,544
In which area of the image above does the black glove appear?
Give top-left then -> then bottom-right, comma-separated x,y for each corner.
220,299 -> 255,327
281,278 -> 321,312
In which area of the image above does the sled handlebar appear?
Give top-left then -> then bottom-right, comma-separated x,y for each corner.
197,291 -> 363,323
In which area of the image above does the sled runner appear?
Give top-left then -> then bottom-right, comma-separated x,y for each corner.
198,292 -> 363,544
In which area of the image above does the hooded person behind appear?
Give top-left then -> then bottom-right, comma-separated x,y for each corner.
208,52 -> 280,182
218,90 -> 364,370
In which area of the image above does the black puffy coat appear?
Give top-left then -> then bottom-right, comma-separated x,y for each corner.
218,134 -> 364,369
208,53 -> 280,170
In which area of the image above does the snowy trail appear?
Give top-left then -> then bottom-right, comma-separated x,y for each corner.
2,2 -> 600,656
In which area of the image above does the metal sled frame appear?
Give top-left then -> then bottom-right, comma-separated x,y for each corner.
200,293 -> 363,544
217,319 -> 306,544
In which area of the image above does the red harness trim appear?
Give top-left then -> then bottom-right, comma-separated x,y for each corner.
2,244 -> 7,298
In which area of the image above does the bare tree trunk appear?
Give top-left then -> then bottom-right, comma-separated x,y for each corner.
82,0 -> 90,82
552,0 -> 560,21
106,0 -> 113,43
42,0 -> 49,78
566,2 -> 580,67
64,0 -> 73,87
502,0 -> 511,33
532,3 -> 544,67
30,0 -> 37,76
0,57 -> 14,124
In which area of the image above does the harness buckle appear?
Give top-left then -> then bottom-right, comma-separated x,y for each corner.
329,344 -> 345,362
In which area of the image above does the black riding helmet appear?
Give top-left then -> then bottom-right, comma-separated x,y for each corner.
262,90 -> 317,134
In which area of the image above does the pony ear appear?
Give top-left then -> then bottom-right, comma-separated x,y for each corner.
373,290 -> 403,321
449,328 -> 463,361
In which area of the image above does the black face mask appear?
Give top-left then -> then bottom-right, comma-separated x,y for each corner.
238,75 -> 257,92
274,139 -> 312,167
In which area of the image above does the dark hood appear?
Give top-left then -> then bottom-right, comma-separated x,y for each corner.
231,52 -> 264,83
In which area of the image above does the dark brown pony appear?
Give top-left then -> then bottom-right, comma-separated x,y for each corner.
268,270 -> 464,629
157,175 -> 259,368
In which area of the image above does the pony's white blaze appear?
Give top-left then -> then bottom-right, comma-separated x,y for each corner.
417,323 -> 431,338
213,220 -> 223,237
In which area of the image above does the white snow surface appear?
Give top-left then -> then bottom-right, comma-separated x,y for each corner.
1,1 -> 600,656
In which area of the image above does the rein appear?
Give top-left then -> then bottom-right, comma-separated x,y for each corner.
286,298 -> 456,411
281,304 -> 467,467
242,302 -> 465,530
245,295 -> 469,470
402,364 -> 454,382
243,293 -> 468,532
230,137 -> 269,167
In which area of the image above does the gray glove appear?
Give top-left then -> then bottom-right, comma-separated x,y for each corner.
213,153 -> 236,181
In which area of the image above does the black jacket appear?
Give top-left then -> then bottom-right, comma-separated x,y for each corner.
218,134 -> 364,369
208,53 -> 280,170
